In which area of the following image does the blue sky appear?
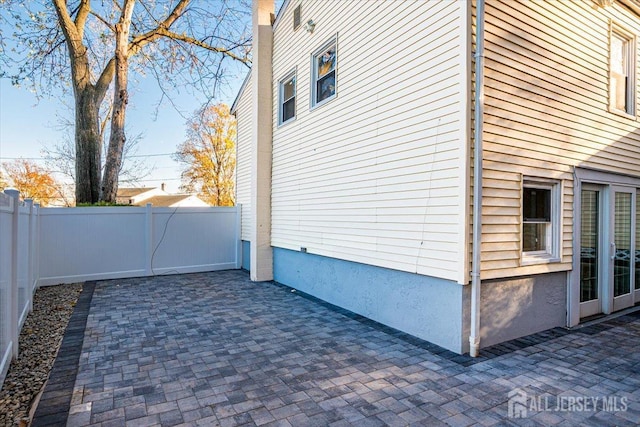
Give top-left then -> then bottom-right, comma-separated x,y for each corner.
0,69 -> 246,193
0,0 -> 253,195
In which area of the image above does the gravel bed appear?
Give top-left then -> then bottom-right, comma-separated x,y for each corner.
0,283 -> 83,427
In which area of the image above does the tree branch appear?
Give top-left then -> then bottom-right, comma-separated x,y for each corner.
89,10 -> 116,33
127,0 -> 190,55
94,57 -> 116,103
75,0 -> 91,39
52,0 -> 81,53
158,29 -> 250,64
53,0 -> 93,89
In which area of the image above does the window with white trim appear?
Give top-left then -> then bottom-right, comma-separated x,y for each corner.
311,37 -> 337,107
610,24 -> 636,116
522,179 -> 561,263
279,71 -> 296,125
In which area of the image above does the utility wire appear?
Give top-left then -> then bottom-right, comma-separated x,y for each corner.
0,152 -> 177,160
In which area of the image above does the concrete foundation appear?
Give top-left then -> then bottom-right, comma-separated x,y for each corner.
475,272 -> 567,348
272,248 -> 467,353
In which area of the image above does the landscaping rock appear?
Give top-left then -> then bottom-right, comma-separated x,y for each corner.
0,283 -> 82,427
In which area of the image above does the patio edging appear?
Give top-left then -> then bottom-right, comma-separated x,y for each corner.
30,281 -> 95,427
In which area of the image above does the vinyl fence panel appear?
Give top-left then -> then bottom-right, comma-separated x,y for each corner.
38,205 -> 241,286
0,191 -> 40,387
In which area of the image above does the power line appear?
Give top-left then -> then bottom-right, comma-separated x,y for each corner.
0,152 -> 177,161
129,153 -> 176,158
136,178 -> 182,182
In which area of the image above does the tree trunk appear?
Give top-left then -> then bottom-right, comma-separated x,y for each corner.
75,87 -> 102,204
101,1 -> 135,203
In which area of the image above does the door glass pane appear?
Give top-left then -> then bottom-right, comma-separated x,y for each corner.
636,192 -> 640,290
581,190 -> 599,302
614,192 -> 632,297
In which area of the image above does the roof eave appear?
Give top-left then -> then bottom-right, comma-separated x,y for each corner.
230,69 -> 252,115
271,0 -> 292,32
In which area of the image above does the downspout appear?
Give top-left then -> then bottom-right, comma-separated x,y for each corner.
469,0 -> 485,358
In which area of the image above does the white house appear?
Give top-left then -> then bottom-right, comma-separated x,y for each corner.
117,187 -> 209,207
233,0 -> 640,354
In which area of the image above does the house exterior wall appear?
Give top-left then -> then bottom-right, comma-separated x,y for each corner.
235,74 -> 253,243
470,272 -> 567,348
273,247 -> 469,353
480,0 -> 640,280
270,0 -> 470,284
171,196 -> 210,208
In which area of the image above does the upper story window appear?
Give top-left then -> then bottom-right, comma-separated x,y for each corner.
610,24 -> 636,116
279,70 -> 296,126
522,179 -> 561,264
311,37 -> 337,108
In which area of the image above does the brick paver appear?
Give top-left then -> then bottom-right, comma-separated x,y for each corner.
33,270 -> 640,426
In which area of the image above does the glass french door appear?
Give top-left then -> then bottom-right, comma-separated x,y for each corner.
636,192 -> 640,302
611,187 -> 635,312
580,187 -> 602,318
580,185 -> 637,318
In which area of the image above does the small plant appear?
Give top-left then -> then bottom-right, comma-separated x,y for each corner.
76,201 -> 132,207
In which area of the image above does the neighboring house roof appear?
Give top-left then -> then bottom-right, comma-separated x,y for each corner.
135,195 -> 190,207
131,194 -> 209,207
117,187 -> 154,198
116,187 -> 209,207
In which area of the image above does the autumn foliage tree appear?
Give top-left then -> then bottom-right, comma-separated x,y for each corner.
1,159 -> 67,206
175,103 -> 236,206
0,171 -> 7,192
1,1 -> 251,204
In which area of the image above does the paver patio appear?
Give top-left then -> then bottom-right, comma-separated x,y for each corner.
32,270 -> 640,426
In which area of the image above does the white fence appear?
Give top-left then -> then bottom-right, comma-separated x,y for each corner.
0,190 -> 39,387
0,192 -> 241,388
39,205 -> 241,285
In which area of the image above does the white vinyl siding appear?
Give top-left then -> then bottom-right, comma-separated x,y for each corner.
271,0 -> 467,282
480,0 -> 640,279
235,73 -> 253,242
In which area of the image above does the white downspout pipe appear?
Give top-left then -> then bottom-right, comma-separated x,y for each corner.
469,0 -> 485,358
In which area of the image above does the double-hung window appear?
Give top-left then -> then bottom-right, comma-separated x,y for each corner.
279,70 -> 296,126
311,37 -> 337,107
522,179 -> 561,263
610,24 -> 636,116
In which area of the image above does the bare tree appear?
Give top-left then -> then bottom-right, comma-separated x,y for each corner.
42,102 -> 154,187
1,0 -> 251,204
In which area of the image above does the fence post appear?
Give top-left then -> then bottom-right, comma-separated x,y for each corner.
235,205 -> 242,269
25,199 -> 34,313
33,204 -> 40,290
5,189 -> 20,359
145,203 -> 153,276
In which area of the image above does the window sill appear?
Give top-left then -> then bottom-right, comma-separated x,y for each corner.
521,254 -> 561,266
277,117 -> 296,128
608,106 -> 637,121
310,94 -> 336,112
